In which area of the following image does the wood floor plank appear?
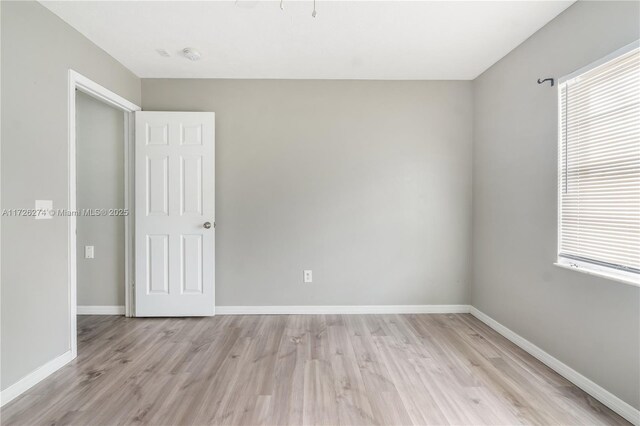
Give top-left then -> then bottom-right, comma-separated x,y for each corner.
344,315 -> 413,426
373,334 -> 449,425
0,314 -> 629,426
303,358 -> 339,426
326,321 -> 376,425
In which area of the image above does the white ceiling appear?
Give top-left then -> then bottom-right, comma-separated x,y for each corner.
41,1 -> 574,80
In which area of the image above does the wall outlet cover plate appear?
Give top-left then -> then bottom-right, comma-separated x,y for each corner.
303,270 -> 313,283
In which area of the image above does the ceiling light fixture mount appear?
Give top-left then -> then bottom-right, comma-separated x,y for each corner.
277,0 -> 316,17
182,47 -> 202,61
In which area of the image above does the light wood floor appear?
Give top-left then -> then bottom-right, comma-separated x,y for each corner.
1,314 -> 628,425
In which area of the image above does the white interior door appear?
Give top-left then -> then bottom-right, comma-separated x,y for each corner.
134,111 -> 215,316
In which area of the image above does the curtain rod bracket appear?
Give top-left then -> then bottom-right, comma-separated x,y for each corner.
537,78 -> 555,87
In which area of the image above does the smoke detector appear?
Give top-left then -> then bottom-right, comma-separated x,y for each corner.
182,48 -> 202,61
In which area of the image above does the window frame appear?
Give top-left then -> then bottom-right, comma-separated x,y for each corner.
556,40 -> 640,287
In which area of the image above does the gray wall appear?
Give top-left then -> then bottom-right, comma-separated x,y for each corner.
472,0 -> 640,409
76,92 -> 125,307
142,79 -> 473,306
1,1 -> 140,390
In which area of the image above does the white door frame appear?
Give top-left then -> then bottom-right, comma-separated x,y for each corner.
68,70 -> 141,358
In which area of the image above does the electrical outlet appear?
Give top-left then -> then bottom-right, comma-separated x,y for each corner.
85,245 -> 95,259
303,270 -> 313,283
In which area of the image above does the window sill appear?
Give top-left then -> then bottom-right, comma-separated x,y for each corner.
554,262 -> 640,288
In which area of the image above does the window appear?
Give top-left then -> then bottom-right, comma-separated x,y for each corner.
558,42 -> 640,285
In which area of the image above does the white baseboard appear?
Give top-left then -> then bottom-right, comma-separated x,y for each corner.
0,350 -> 75,407
216,304 -> 471,315
77,305 -> 125,315
470,307 -> 640,426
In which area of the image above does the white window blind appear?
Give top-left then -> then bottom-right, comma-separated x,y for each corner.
559,44 -> 640,275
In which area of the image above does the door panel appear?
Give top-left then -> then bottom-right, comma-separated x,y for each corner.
147,156 -> 169,216
181,234 -> 203,294
180,156 -> 203,216
135,111 -> 215,316
147,234 -> 169,294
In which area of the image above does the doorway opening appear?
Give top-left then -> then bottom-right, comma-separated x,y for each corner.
68,70 -> 140,358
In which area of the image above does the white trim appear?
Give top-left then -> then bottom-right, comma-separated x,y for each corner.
123,111 -> 136,317
470,307 -> 640,426
68,70 -> 141,359
554,261 -> 639,288
68,71 -> 77,359
77,305 -> 126,315
70,70 -> 140,112
216,305 -> 471,315
559,39 -> 639,84
0,350 -> 74,407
